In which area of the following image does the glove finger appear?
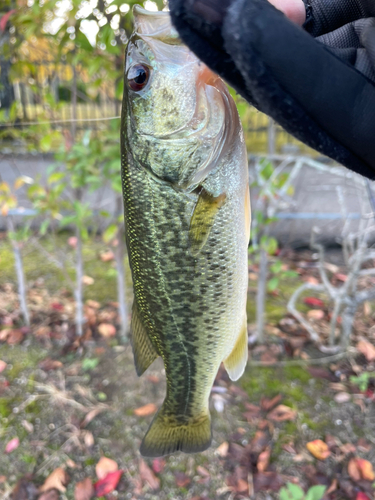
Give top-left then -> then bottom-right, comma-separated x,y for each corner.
169,0 -> 254,104
305,0 -> 375,37
362,24 -> 375,67
316,18 -> 375,49
223,0 -> 375,177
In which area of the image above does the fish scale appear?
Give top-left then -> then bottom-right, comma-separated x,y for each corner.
121,6 -> 250,457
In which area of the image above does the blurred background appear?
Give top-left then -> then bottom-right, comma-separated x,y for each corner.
1,2 -> 375,500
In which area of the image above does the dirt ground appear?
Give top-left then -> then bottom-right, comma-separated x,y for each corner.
1,239 -> 375,500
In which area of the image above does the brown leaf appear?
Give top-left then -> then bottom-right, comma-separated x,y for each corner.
257,446 -> 271,472
100,251 -> 115,262
267,404 -> 297,422
95,457 -> 118,480
39,358 -> 63,371
86,300 -> 100,309
307,309 -> 325,320
175,472 -> 191,488
249,430 -> 269,454
260,394 -> 282,412
348,458 -> 375,481
80,407 -> 105,428
74,478 -> 95,500
133,403 -> 157,417
82,276 -> 94,286
356,340 -> 375,362
139,459 -> 160,490
39,468 -> 69,493
253,471 -> 284,493
236,479 -> 249,493
38,490 -> 60,500
215,441 -> 229,458
306,440 -> 331,460
6,329 -> 24,345
196,466 -> 210,477
97,323 -> 116,338
340,443 -> 356,455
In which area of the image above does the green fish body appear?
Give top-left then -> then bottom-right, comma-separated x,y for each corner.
121,7 -> 250,457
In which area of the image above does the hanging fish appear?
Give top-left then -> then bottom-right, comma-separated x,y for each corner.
121,6 -> 250,457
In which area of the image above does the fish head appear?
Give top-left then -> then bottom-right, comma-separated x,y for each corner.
122,6 -> 239,190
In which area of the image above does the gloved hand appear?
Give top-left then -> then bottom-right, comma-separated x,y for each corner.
169,0 -> 375,179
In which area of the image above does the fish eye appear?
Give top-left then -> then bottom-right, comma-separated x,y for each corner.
127,64 -> 150,91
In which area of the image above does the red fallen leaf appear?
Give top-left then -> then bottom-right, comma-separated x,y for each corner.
0,10 -> 16,32
152,458 -> 166,474
303,297 -> 324,307
175,472 -> 191,488
51,302 -> 64,311
267,404 -> 297,422
348,458 -> 375,481
5,437 -> 19,453
94,470 -> 123,496
356,493 -> 371,500
139,459 -> 160,490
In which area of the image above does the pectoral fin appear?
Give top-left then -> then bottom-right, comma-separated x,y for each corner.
189,188 -> 226,256
223,318 -> 248,381
131,302 -> 159,377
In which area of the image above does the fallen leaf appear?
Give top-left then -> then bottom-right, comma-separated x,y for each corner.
80,407 -> 105,428
215,441 -> 229,458
133,403 -> 157,417
260,394 -> 282,411
307,309 -> 325,320
95,457 -> 118,480
175,471 -> 191,488
82,276 -> 94,285
0,360 -> 7,373
0,10 -> 16,32
94,470 -> 123,496
340,443 -> 356,455
253,471 -> 284,493
348,458 -> 375,481
39,358 -> 63,371
39,468 -> 69,493
196,466 -> 210,477
82,430 -> 94,448
303,297 -> 324,308
257,447 -> 271,472
152,458 -> 166,474
356,340 -> 375,362
68,236 -> 78,247
356,493 -> 371,500
97,323 -> 116,338
267,405 -> 297,422
139,459 -> 160,490
74,477 -> 95,500
5,437 -> 19,453
100,251 -> 115,262
334,392 -> 351,403
51,302 -> 64,311
38,490 -> 60,500
0,476 -> 6,483
236,478 -> 249,493
21,420 -> 34,433
335,273 -> 347,282
306,440 -> 331,460
86,300 -> 100,309
6,329 -> 24,345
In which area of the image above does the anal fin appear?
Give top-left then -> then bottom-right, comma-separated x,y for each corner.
223,318 -> 248,381
189,188 -> 226,256
131,302 -> 159,377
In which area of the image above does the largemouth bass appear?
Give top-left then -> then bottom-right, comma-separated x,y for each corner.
121,6 -> 250,457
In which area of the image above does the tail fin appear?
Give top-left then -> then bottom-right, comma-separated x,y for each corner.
140,407 -> 212,457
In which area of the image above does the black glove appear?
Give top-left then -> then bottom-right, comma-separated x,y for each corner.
169,0 -> 375,180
